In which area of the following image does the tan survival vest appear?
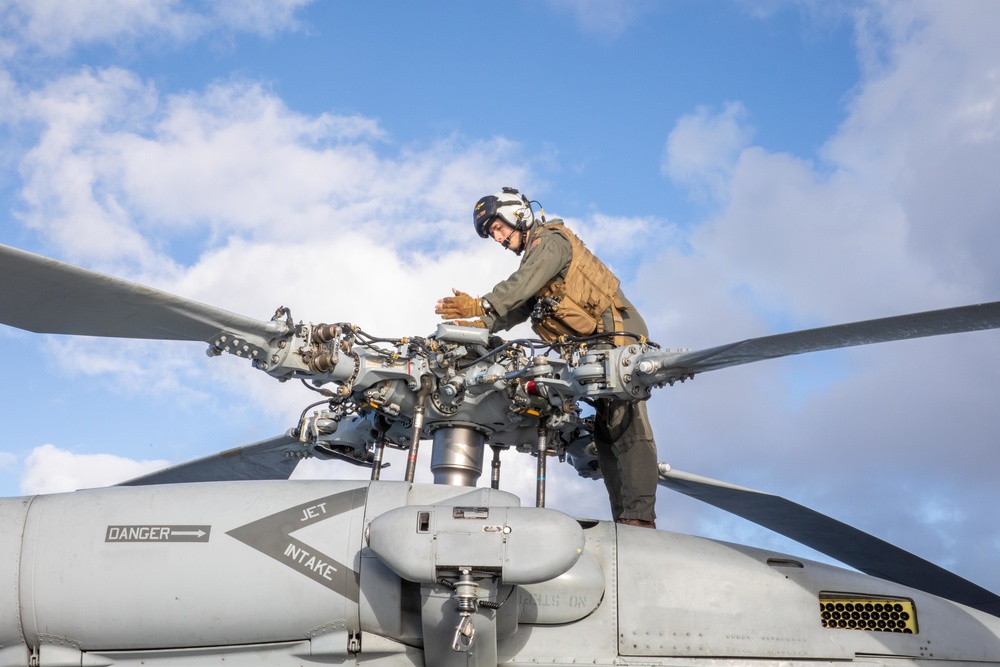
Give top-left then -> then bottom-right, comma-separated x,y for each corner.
529,225 -> 626,344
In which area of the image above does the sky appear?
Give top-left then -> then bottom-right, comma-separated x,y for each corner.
2,0 -> 1000,595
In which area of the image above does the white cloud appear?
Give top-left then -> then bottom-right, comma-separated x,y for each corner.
20,444 -> 169,494
209,0 -> 311,37
0,0 -> 313,58
832,0 -> 1000,295
641,0 -> 1000,591
563,212 -> 655,258
1,0 -> 199,56
13,67 -> 165,267
655,4 -> 1000,325
12,70 -> 384,267
545,0 -> 652,38
662,101 -> 755,203
10,68 -> 531,277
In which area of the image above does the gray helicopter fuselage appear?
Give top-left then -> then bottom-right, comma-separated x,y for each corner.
2,480 -> 998,667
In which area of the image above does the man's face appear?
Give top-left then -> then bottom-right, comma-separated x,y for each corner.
487,218 -> 523,253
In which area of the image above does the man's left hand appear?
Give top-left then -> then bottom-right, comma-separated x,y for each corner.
435,288 -> 485,320
446,319 -> 486,328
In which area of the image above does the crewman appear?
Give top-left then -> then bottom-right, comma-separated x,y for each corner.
435,187 -> 658,528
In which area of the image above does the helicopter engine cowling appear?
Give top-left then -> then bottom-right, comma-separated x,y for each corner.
366,491 -> 584,584
4,480 -> 1000,667
5,482 -> 369,654
0,479 -> 598,667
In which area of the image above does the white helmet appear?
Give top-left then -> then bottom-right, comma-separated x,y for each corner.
473,187 -> 534,243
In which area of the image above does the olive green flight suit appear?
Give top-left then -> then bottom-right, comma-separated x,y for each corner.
481,219 -> 658,523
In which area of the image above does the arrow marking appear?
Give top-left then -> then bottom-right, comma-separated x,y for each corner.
226,487 -> 367,599
105,525 -> 211,542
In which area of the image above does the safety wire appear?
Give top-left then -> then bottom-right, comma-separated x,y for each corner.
457,338 -> 545,371
339,324 -> 432,362
456,330 -> 658,372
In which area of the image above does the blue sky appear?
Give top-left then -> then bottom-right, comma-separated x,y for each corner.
3,0 -> 1000,595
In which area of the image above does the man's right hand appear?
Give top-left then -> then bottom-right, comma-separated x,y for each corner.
435,288 -> 485,320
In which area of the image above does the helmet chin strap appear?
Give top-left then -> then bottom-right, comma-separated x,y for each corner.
500,226 -> 519,254
502,222 -> 529,255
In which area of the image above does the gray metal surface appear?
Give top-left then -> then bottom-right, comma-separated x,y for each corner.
614,523 -> 1000,662
367,498 -> 584,584
658,466 -> 1000,617
0,496 -> 30,656
498,519 -> 619,664
430,427 -> 487,486
0,243 -> 282,342
517,550 -> 605,624
12,481 -> 367,651
639,301 -> 1000,384
2,480 -> 1000,666
119,434 -> 305,485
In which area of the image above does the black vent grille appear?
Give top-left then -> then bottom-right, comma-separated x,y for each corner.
819,594 -> 917,633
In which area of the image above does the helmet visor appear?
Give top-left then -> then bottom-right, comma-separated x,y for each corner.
473,195 -> 499,238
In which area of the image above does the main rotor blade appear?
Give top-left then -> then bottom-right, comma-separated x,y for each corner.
658,465 -> 1000,618
641,301 -> 1000,384
119,434 -> 305,486
0,243 -> 284,343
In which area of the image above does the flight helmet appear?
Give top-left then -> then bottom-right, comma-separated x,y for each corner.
473,187 -> 534,250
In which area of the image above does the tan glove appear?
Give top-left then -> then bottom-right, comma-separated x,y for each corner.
435,288 -> 485,320
448,319 -> 487,328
